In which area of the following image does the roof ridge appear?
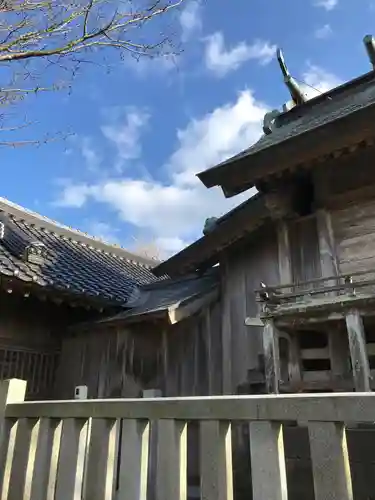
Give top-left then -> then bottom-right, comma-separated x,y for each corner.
0,196 -> 159,268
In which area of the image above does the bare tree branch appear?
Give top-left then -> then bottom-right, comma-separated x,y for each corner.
0,0 -> 187,145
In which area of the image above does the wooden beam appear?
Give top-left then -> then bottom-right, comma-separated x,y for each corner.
262,320 -> 281,394
301,348 -> 330,360
345,310 -> 371,391
168,290 -> 218,325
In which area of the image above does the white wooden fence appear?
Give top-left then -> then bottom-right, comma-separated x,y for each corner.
0,379 -> 372,499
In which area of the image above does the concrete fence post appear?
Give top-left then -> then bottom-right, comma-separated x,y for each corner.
0,379 -> 27,497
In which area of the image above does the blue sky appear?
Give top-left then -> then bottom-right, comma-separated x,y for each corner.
2,0 -> 375,257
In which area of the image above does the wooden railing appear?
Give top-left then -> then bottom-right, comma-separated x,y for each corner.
255,268 -> 375,312
0,379 -> 374,499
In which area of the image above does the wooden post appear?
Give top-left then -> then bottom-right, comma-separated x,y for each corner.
308,422 -> 353,500
345,310 -> 371,391
249,421 -> 287,500
262,320 -> 281,394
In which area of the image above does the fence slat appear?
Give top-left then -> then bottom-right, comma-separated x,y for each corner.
8,418 -> 38,500
45,420 -> 62,500
54,418 -> 88,500
117,419 -> 150,500
28,418 -> 55,500
156,420 -> 187,500
249,421 -> 288,500
200,420 -> 233,500
308,422 -> 353,500
84,418 -> 118,500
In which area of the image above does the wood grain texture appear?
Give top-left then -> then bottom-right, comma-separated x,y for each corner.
345,310 -> 371,391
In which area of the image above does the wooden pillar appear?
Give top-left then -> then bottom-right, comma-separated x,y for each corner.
277,220 -> 292,286
316,210 -> 339,278
262,320 -> 281,394
345,310 -> 371,391
221,258 -> 232,395
285,332 -> 302,391
328,328 -> 349,390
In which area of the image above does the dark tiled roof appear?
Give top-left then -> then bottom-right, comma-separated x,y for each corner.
198,71 -> 375,190
0,197 -> 159,305
101,268 -> 219,323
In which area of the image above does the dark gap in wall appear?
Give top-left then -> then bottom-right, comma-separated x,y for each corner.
302,358 -> 331,371
299,330 -> 327,349
291,172 -> 315,217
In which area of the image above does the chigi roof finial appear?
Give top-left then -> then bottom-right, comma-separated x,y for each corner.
364,35 -> 375,69
277,48 -> 307,106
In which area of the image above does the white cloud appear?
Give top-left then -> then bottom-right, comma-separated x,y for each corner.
301,64 -> 342,98
85,221 -> 120,244
180,1 -> 202,41
57,90 -> 265,254
204,32 -> 276,77
314,24 -> 333,40
101,107 -> 149,169
56,182 -> 92,208
313,0 -> 338,10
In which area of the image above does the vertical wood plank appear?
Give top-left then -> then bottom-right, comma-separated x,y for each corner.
262,320 -> 281,394
277,221 -> 292,286
345,310 -> 371,391
156,420 -> 187,500
288,333 -> 302,391
316,209 -> 339,278
205,308 -> 213,394
162,330 -> 168,396
308,422 -> 353,500
249,421 -> 287,500
54,418 -> 88,500
118,419 -> 150,500
200,421 -> 233,500
84,418 -> 118,500
221,258 -> 232,395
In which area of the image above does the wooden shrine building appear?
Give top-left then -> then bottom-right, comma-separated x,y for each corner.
154,38 -> 375,397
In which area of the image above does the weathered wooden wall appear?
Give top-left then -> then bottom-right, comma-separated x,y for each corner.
0,290 -> 93,399
331,198 -> 375,275
312,146 -> 375,277
220,223 -> 280,394
54,298 -> 222,400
